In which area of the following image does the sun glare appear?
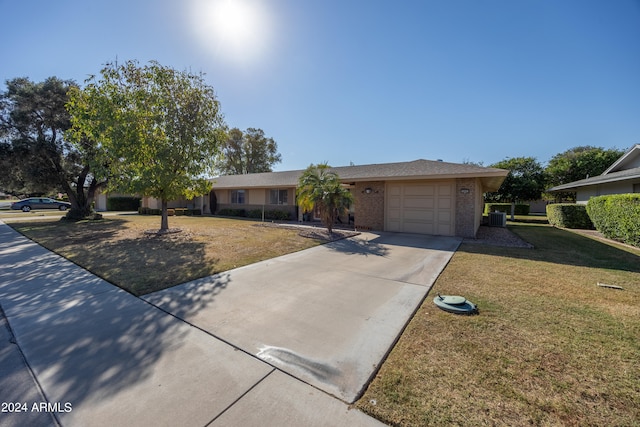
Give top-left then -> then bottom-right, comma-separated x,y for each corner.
189,0 -> 273,66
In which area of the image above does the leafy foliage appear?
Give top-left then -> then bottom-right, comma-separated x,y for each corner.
67,60 -> 227,230
107,196 -> 141,211
296,163 -> 353,234
217,208 -> 247,217
0,77 -> 104,218
546,204 -> 594,229
485,157 -> 547,202
484,203 -> 530,215
247,209 -> 291,220
216,127 -> 281,174
546,146 -> 624,201
587,194 -> 640,247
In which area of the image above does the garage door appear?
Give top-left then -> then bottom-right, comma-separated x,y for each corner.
386,182 -> 454,235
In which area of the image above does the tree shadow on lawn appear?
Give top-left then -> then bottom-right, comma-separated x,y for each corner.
0,222 -> 235,417
459,223 -> 640,273
10,217 -> 127,244
88,232 -> 220,296
10,218 -> 222,295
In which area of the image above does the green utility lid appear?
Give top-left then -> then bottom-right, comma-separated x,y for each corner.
439,295 -> 467,305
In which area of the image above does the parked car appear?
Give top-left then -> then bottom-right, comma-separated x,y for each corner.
10,198 -> 71,212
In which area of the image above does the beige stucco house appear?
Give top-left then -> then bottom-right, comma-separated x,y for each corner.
194,159 -> 507,238
548,144 -> 640,203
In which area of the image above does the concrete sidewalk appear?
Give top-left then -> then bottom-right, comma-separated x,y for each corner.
0,221 -> 385,427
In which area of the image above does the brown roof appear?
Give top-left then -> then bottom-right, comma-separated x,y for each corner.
211,159 -> 508,191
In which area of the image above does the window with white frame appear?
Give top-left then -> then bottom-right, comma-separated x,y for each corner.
231,190 -> 245,204
269,189 -> 288,205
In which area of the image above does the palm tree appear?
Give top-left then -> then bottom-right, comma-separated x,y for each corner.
297,163 -> 353,235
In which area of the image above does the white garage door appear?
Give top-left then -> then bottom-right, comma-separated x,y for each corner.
386,182 -> 454,236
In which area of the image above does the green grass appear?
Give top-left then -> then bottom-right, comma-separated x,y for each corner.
356,222 -> 640,426
7,215 -> 323,295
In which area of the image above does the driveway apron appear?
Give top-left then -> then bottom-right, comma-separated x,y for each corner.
144,231 -> 461,403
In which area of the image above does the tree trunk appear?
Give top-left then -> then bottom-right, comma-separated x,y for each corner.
86,177 -> 104,211
160,199 -> 169,231
325,209 -> 334,235
61,181 -> 92,220
56,164 -> 103,220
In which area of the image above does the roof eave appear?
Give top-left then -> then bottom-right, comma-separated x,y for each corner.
339,170 -> 508,183
602,144 -> 640,174
548,172 -> 640,192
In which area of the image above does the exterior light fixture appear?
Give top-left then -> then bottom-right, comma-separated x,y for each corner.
364,187 -> 373,194
460,188 -> 470,194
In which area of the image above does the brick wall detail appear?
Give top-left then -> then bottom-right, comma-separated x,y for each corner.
354,181 -> 385,231
455,178 -> 479,238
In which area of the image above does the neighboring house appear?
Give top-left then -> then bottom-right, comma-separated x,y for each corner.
194,159 -> 508,238
548,144 -> 640,204
95,192 -> 109,211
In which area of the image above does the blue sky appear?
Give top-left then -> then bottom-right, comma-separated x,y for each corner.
2,0 -> 639,171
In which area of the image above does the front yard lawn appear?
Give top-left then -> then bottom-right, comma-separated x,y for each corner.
356,222 -> 640,426
7,215 -> 323,295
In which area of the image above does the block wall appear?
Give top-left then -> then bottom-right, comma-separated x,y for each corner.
354,181 -> 385,231
455,178 -> 480,238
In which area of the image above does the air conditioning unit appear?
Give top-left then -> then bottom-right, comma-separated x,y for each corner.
489,211 -> 506,227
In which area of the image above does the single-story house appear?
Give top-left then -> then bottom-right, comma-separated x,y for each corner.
547,144 -> 640,203
188,159 -> 508,238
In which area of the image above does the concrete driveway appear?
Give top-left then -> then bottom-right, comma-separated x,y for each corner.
144,231 -> 461,403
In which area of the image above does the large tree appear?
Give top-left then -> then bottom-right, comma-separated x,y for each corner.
545,146 -> 624,201
0,77 -> 105,217
296,163 -> 353,235
216,127 -> 281,174
67,60 -> 227,231
485,157 -> 547,203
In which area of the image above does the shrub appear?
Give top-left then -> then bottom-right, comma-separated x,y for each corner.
245,209 -> 291,220
265,210 -> 291,221
484,203 -> 530,215
217,208 -> 246,217
587,194 -> 640,247
107,196 -> 141,211
546,204 -> 593,229
247,209 -> 262,219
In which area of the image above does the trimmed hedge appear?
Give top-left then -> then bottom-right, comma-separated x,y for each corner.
546,204 -> 593,229
217,208 -> 246,217
247,209 -> 292,221
587,194 -> 640,247
484,203 -> 530,215
219,208 -> 291,221
138,207 -> 202,216
107,196 -> 141,211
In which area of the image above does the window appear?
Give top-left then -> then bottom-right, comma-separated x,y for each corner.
634,183 -> 640,193
269,189 -> 288,205
231,190 -> 245,204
